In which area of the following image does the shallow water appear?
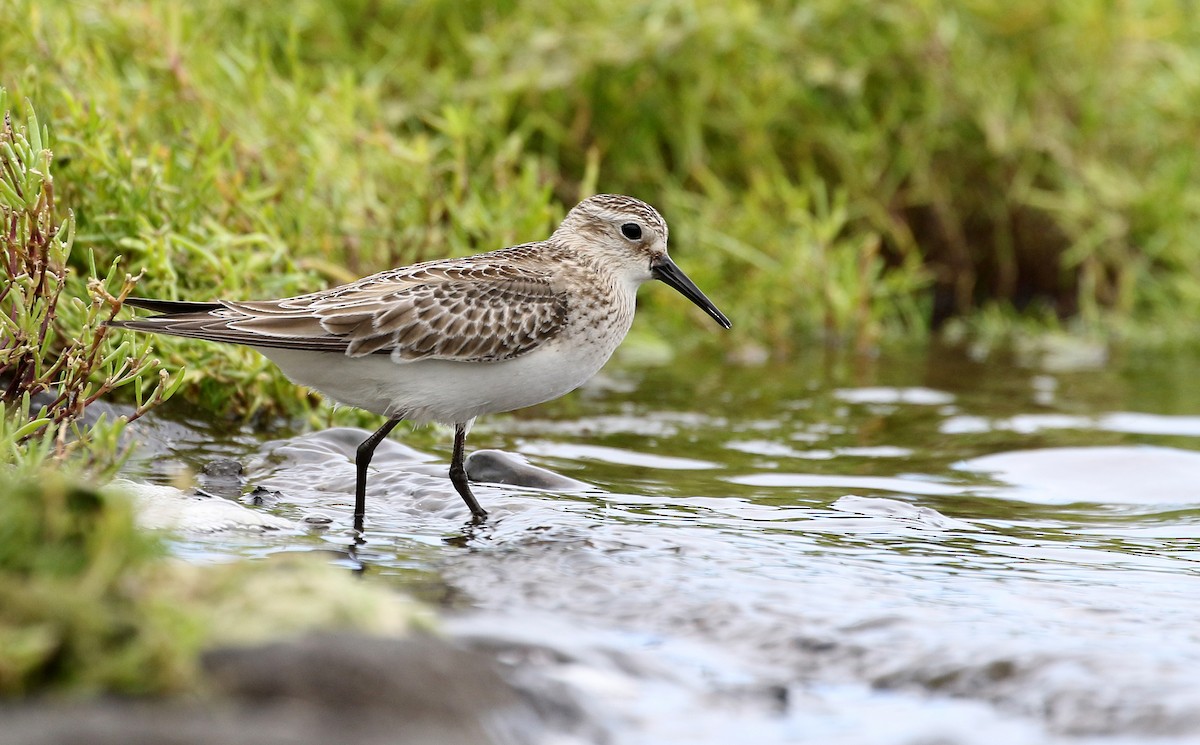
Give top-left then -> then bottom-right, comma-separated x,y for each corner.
124,344 -> 1200,744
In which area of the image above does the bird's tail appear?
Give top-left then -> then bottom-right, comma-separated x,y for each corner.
120,297 -> 224,315
105,297 -> 223,334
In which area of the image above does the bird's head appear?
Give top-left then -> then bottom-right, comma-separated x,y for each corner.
553,194 -> 731,329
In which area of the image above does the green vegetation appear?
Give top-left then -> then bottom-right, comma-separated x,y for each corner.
0,472 -> 196,694
0,471 -> 428,695
0,88 -> 180,474
0,0 -> 1196,417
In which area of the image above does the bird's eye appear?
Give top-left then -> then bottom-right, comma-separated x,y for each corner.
620,222 -> 642,241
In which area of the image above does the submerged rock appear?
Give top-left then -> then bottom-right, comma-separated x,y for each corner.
199,458 -> 246,500
465,449 -> 591,491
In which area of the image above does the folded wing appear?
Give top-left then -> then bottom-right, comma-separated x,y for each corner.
114,261 -> 570,363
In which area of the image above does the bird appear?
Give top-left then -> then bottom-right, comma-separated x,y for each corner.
111,194 -> 731,531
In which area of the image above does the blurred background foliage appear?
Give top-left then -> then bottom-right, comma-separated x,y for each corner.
2,0 -> 1199,420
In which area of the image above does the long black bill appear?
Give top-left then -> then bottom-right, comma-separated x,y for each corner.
652,257 -> 732,329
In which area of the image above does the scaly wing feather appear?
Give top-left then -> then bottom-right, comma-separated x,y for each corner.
113,249 -> 571,362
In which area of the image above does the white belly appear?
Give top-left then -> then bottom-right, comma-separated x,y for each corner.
257,334 -> 618,424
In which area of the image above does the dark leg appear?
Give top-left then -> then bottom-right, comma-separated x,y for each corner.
354,418 -> 402,533
449,421 -> 488,520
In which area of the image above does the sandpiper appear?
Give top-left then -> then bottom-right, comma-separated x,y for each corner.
112,194 -> 731,530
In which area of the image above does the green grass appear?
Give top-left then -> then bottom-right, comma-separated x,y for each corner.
3,2 -> 1198,411
0,0 -> 1196,477
0,88 -> 181,473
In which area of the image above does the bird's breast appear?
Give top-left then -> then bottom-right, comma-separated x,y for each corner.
560,273 -> 638,359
